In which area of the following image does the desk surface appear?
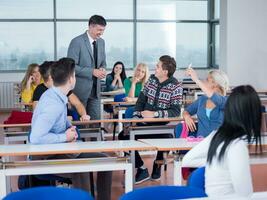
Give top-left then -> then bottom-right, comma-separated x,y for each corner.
0,140 -> 155,156
139,138 -> 199,151
102,101 -> 136,106
100,89 -> 125,96
139,137 -> 267,152
0,117 -> 186,128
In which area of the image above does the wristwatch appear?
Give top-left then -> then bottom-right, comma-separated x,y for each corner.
154,111 -> 159,118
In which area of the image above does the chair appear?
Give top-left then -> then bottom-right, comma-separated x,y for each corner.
3,186 -> 94,200
187,167 -> 206,191
120,186 -> 207,200
124,106 -> 134,119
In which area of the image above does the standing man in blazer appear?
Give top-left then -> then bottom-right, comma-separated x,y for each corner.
67,15 -> 107,120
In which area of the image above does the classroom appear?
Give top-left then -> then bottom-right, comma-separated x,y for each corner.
0,0 -> 267,200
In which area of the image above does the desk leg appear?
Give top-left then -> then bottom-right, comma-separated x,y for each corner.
173,158 -> 182,186
0,171 -> 7,199
125,164 -> 133,193
2,137 -> 11,194
130,131 -> 135,185
118,110 -> 125,133
100,99 -> 104,135
130,150 -> 135,185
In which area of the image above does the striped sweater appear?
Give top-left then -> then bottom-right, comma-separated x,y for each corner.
133,74 -> 183,118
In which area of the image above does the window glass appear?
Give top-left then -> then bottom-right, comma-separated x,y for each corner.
0,22 -> 54,70
0,0 -> 53,19
57,0 -> 133,19
137,0 -> 207,20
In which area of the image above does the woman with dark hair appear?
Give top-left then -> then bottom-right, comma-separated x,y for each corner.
105,61 -> 127,91
182,85 -> 262,198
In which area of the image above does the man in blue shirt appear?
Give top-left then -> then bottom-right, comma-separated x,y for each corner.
30,58 -> 112,200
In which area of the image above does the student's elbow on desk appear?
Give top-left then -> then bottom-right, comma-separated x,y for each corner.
29,134 -> 41,144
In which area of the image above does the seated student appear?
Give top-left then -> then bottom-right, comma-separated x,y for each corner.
105,61 -> 127,91
124,63 -> 149,102
30,58 -> 112,200
182,67 -> 229,137
21,63 -> 42,103
119,55 -> 183,184
32,61 -> 90,121
182,85 -> 262,198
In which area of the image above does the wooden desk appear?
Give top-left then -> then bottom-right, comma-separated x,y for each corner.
0,117 -> 185,146
0,117 -> 185,128
0,140 -> 155,157
102,101 -> 136,106
0,140 -> 155,198
100,89 -> 125,97
139,138 -> 198,186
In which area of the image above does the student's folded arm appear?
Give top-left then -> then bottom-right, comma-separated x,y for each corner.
227,141 -> 253,197
133,92 -> 147,117
123,79 -> 131,96
159,85 -> 183,118
105,75 -> 115,91
32,101 -> 38,110
182,133 -> 214,167
68,93 -> 87,117
30,105 -> 67,144
21,89 -> 32,103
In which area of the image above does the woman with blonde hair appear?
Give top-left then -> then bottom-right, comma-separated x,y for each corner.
124,63 -> 149,102
182,67 -> 229,137
21,63 -> 42,103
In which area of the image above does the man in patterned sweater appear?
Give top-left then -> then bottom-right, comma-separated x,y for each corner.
119,55 -> 183,184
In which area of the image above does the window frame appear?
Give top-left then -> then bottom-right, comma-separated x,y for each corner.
0,0 -> 219,72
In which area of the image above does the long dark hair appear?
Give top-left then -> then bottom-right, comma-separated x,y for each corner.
110,61 -> 127,83
207,85 -> 262,164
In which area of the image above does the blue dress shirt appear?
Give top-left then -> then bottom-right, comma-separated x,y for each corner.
30,87 -> 72,144
185,93 -> 227,137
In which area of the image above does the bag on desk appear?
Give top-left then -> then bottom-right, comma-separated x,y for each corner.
4,111 -> 33,124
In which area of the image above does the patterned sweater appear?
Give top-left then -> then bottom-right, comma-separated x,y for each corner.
133,75 -> 183,118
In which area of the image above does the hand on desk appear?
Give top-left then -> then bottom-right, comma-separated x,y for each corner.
66,126 -> 78,142
141,110 -> 155,118
184,115 -> 197,132
80,114 -> 90,121
124,97 -> 137,102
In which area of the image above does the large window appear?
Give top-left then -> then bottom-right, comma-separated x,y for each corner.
0,0 -> 219,71
211,0 -> 220,67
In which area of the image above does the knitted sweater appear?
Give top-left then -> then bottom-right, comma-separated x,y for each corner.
133,75 -> 183,118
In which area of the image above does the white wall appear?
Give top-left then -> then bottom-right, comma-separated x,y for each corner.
220,0 -> 267,90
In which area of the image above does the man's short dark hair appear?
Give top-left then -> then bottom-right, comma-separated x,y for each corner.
50,58 -> 75,87
88,15 -> 106,26
159,55 -> 176,77
39,61 -> 55,82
